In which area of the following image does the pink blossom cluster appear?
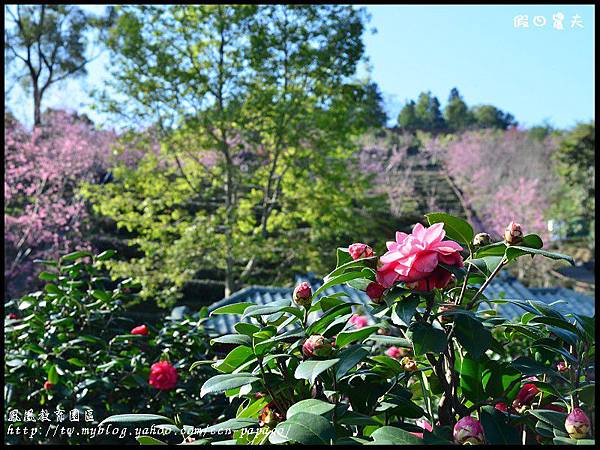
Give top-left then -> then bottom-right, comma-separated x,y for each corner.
4,110 -> 117,296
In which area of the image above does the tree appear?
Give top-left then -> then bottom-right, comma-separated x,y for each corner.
88,5 -> 378,303
4,110 -> 116,297
4,5 -> 108,126
471,104 -> 516,130
397,100 -> 420,132
414,91 -> 446,133
444,87 -> 474,132
551,122 -> 595,241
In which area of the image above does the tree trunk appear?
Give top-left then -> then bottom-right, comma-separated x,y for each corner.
33,82 -> 42,126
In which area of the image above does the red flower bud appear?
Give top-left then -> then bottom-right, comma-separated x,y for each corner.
366,282 -> 385,303
565,408 -> 591,439
504,221 -> 523,245
453,416 -> 485,445
44,381 -> 54,391
512,382 -> 540,412
7,313 -> 18,320
293,282 -> 312,308
348,243 -> 374,260
149,361 -> 178,391
302,335 -> 333,358
495,402 -> 508,412
131,324 -> 148,336
556,361 -> 569,373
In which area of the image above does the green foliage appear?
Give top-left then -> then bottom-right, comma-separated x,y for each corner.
4,250 -> 220,444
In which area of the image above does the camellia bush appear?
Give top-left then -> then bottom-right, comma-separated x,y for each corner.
4,250 -> 222,444
105,213 -> 595,445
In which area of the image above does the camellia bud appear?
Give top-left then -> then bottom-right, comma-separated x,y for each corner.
293,282 -> 312,308
495,402 -> 508,412
7,313 -> 18,320
556,361 -> 569,373
302,335 -> 333,358
385,346 -> 403,359
348,243 -> 374,260
401,356 -> 418,372
512,381 -> 540,413
504,221 -> 523,245
44,381 -> 54,391
453,416 -> 485,445
564,408 -> 591,439
131,324 -> 148,336
473,232 -> 492,247
366,282 -> 386,303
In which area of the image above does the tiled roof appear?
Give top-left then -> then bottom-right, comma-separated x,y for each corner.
201,273 -> 595,336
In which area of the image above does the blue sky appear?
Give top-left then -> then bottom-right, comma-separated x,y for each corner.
5,5 -> 595,129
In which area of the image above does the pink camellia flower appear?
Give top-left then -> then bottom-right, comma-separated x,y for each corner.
149,361 -> 178,391
348,243 -> 374,260
556,361 -> 569,373
366,282 -> 386,303
504,221 -> 523,245
376,223 -> 464,290
293,282 -> 312,308
565,408 -> 591,439
43,381 -> 54,391
7,313 -> 18,320
453,416 -> 485,445
410,419 -> 433,438
349,314 -> 368,329
385,346 -> 403,359
131,324 -> 148,336
302,335 -> 333,358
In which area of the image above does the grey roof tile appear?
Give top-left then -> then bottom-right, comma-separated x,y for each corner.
202,275 -> 595,336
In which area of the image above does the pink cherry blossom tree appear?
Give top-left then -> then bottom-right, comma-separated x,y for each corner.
423,129 -> 559,240
4,109 -> 117,297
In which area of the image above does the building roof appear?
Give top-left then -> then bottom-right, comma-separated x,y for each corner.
202,273 -> 595,336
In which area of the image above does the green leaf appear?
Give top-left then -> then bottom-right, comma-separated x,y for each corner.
511,356 -> 552,376
307,303 -> 352,336
391,296 -> 420,326
453,315 -> 491,359
528,409 -> 568,431
39,271 -> 58,281
479,406 -> 520,444
272,412 -> 335,445
210,302 -> 254,316
335,326 -> 379,348
213,346 -> 254,373
242,300 -> 291,320
425,212 -> 474,245
365,335 -> 412,348
136,436 -> 167,445
409,322 -> 447,355
91,289 -> 111,301
313,271 -> 370,300
210,334 -> 252,346
335,345 -> 369,378
294,359 -> 339,385
505,246 -> 575,265
521,234 -> 544,249
60,251 -> 93,261
201,418 -> 258,433
286,399 -> 335,419
370,426 -> 423,445
100,414 -> 174,426
459,353 -> 485,403
47,365 -> 59,384
235,323 -> 260,336
200,374 -> 260,398
96,249 -> 117,261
